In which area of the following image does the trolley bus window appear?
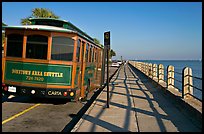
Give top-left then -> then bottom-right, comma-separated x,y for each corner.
6,34 -> 23,57
26,35 -> 48,59
77,39 -> 81,62
51,36 -> 74,61
86,43 -> 89,62
89,45 -> 92,62
95,50 -> 97,62
92,47 -> 95,62
94,48 -> 97,62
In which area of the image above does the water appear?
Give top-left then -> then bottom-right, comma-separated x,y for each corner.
136,60 -> 202,100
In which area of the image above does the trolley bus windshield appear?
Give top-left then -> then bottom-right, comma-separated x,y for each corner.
6,30 -> 74,61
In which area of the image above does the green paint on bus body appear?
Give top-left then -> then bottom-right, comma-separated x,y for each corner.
74,66 -> 80,86
5,61 -> 72,86
84,64 -> 95,86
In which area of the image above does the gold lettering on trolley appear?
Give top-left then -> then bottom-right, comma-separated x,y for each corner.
31,71 -> 43,76
12,69 -> 31,75
11,69 -> 63,78
44,72 -> 63,78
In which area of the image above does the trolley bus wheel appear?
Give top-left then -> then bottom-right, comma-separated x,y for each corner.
79,96 -> 86,102
78,97 -> 82,101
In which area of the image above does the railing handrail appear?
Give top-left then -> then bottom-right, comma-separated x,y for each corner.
188,75 -> 202,80
129,60 -> 202,102
189,84 -> 202,92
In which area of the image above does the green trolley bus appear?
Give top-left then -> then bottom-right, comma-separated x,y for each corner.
2,18 -> 103,101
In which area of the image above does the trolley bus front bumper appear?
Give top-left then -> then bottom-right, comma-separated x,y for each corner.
2,84 -> 76,99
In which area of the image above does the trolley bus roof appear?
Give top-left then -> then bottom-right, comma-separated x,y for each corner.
3,18 -> 103,48
29,18 -> 94,42
3,25 -> 76,33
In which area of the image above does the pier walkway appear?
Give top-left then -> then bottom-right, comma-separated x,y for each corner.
71,63 -> 202,132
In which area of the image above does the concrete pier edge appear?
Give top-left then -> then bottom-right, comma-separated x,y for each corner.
128,63 -> 202,130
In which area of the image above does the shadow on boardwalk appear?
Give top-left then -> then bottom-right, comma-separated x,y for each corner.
74,64 -> 201,132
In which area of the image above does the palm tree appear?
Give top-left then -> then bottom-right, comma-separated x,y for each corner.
31,8 -> 59,18
109,49 -> 116,58
21,17 -> 32,25
21,8 -> 59,25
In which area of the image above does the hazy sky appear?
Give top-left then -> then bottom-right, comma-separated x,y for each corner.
2,2 -> 202,60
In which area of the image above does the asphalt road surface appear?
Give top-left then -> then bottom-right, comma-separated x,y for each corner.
2,66 -> 119,132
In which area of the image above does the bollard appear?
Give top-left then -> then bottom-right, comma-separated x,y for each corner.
182,67 -> 193,99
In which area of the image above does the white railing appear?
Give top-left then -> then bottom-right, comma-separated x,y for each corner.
129,60 -> 202,101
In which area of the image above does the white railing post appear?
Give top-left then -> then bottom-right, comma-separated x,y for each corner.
167,65 -> 174,89
145,63 -> 149,76
142,62 -> 145,74
158,64 -> 164,83
153,64 -> 158,82
135,61 -> 138,69
182,67 -> 193,99
139,62 -> 142,71
148,63 -> 153,78
141,62 -> 143,72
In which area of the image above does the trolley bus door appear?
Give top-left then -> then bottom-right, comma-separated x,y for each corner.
80,42 -> 85,98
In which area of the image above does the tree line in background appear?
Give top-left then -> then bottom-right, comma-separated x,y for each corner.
2,8 -> 116,59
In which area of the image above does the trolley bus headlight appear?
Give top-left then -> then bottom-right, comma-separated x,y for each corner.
70,92 -> 74,97
31,90 -> 35,94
